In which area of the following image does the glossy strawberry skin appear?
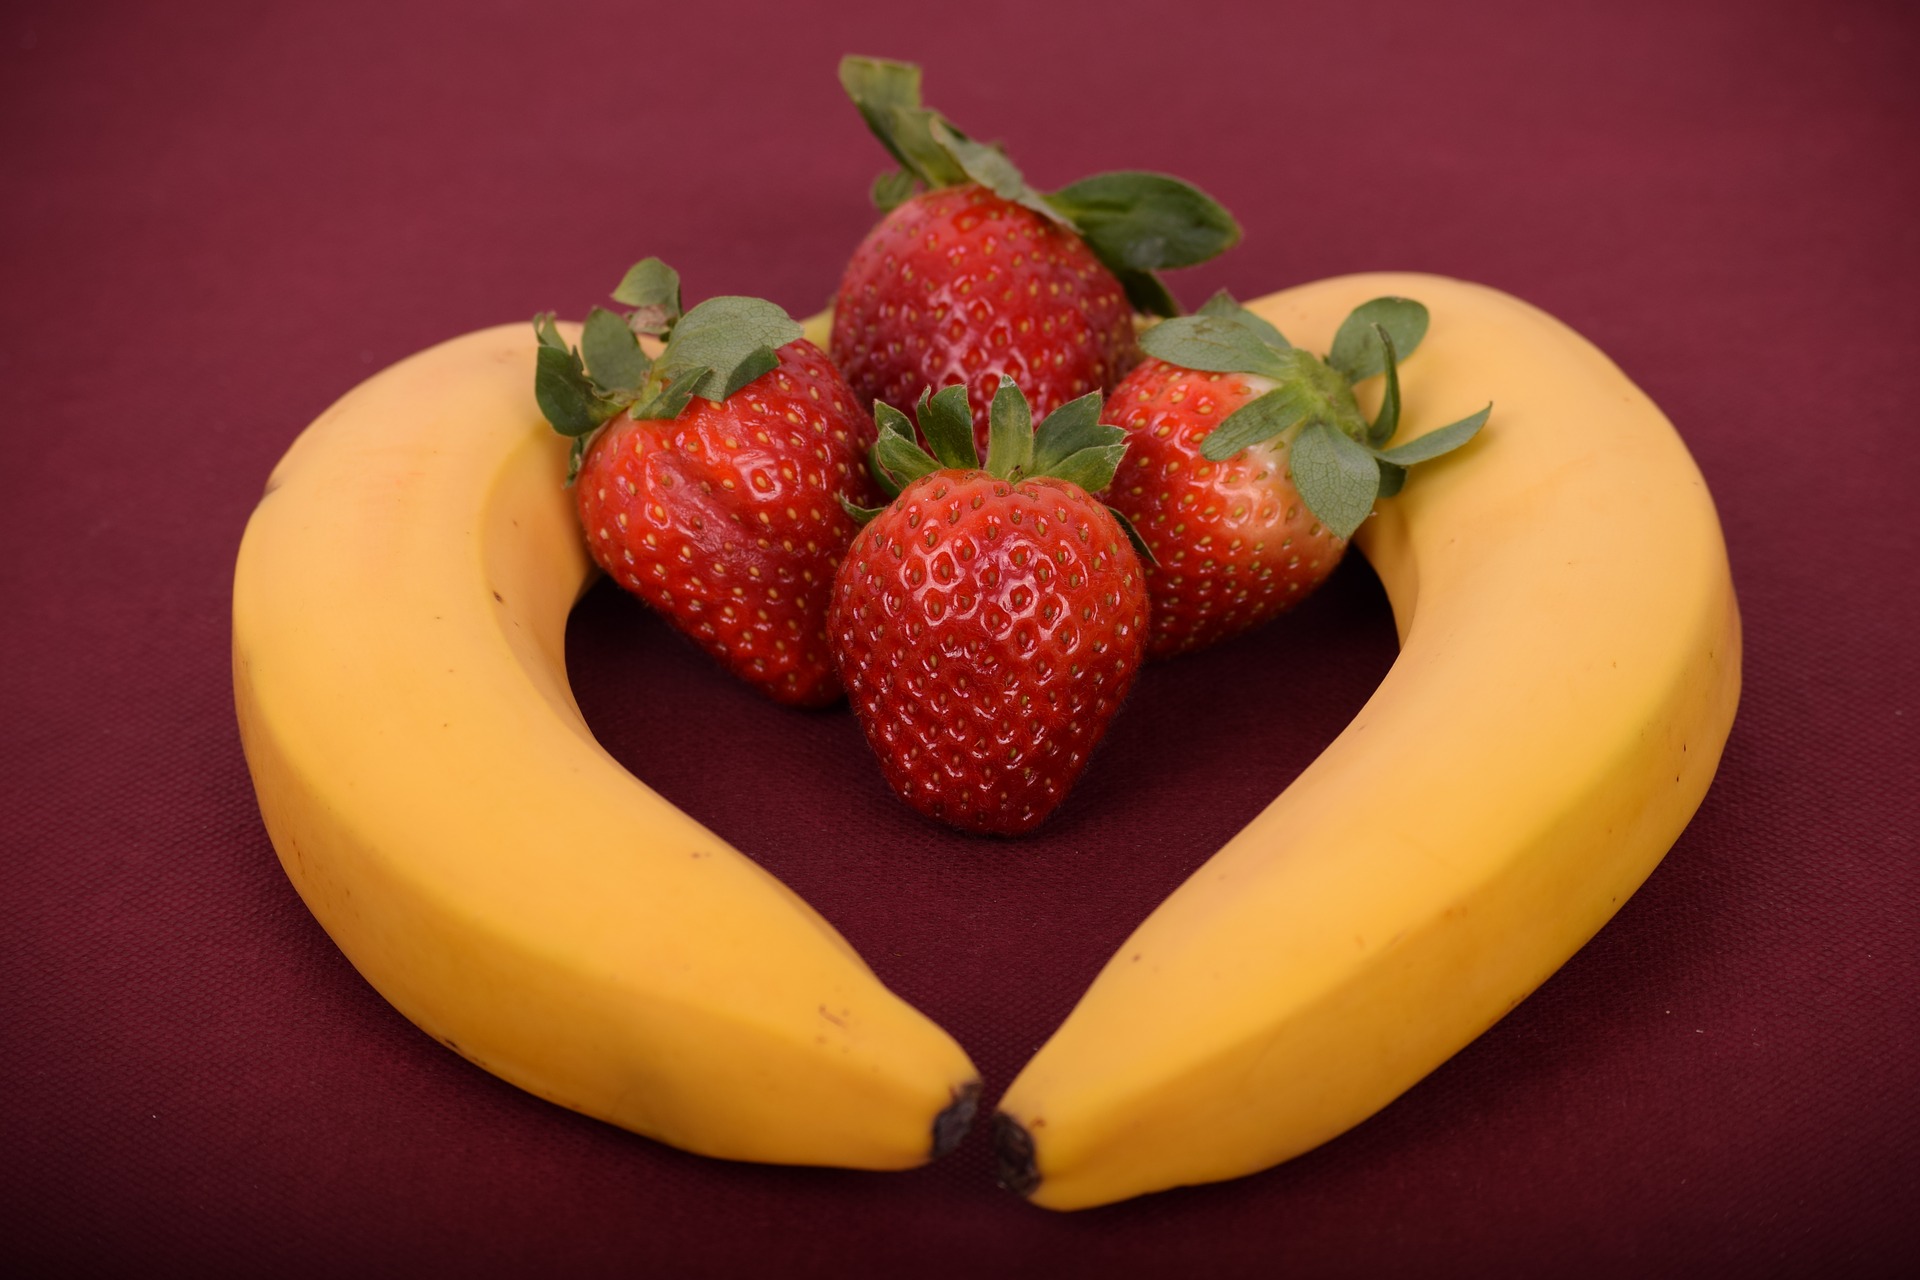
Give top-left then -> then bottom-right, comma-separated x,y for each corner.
830,184 -> 1140,452
575,340 -> 880,706
1102,359 -> 1349,659
829,470 -> 1148,835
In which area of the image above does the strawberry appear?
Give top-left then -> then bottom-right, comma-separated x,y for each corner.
832,184 -> 1137,456
830,379 -> 1151,835
830,56 -> 1240,453
533,258 -> 881,706
1105,292 -> 1491,658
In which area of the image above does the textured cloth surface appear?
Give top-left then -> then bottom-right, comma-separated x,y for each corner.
3,0 -> 1916,1275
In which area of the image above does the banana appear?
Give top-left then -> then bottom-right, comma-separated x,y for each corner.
232,324 -> 979,1169
993,273 -> 1742,1209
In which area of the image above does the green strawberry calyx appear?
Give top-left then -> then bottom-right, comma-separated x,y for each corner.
1138,292 -> 1492,540
842,377 -> 1157,566
532,257 -> 805,481
839,55 -> 1241,319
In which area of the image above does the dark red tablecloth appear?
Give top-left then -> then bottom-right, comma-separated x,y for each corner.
5,0 -> 1915,1274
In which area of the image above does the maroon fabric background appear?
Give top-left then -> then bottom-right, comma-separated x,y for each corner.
4,0 -> 1916,1274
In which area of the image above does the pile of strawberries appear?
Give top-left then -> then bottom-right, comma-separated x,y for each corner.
533,57 -> 1486,835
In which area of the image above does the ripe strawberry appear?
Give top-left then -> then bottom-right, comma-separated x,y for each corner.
1105,292 -> 1491,658
830,56 -> 1240,452
1105,359 -> 1343,658
833,184 -> 1137,455
533,258 -> 881,706
830,379 -> 1150,834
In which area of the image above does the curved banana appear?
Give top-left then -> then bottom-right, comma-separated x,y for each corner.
994,273 -> 1742,1209
232,325 -> 979,1168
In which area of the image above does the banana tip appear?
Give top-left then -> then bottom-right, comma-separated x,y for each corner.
991,1112 -> 1039,1196
931,1080 -> 982,1160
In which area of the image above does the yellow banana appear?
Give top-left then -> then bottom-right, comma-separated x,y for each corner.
994,273 -> 1742,1209
232,324 -> 979,1168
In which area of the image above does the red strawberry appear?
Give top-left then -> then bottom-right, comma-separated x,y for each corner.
1105,292 -> 1491,658
829,379 -> 1150,834
534,259 -> 880,706
832,183 -> 1137,453
1105,358 -> 1346,658
830,56 -> 1240,451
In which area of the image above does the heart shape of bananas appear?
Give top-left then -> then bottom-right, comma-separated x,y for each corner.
232,274 -> 1740,1209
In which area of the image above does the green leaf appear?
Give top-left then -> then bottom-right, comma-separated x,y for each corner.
1196,289 -> 1239,317
709,344 -> 780,400
1291,420 -> 1381,539
1045,442 -> 1128,495
839,56 -> 921,110
929,121 -> 1061,223
1045,171 -> 1241,272
656,296 -> 802,402
1199,381 -> 1316,460
1029,393 -> 1113,473
533,340 -> 607,437
1330,297 -> 1429,381
983,378 -> 1035,479
872,401 -> 940,486
867,403 -> 922,496
1139,314 -> 1296,378
891,107 -> 971,188
840,56 -> 927,173
873,423 -> 943,488
838,55 -> 967,188
582,305 -> 651,395
1375,460 -> 1408,499
1192,292 -> 1290,349
1368,324 -> 1401,446
917,383 -> 979,469
1375,404 -> 1492,465
610,258 -> 682,334
1240,310 -> 1291,350
533,311 -> 571,352
566,435 -> 590,485
874,400 -> 916,441
868,441 -> 903,498
1114,268 -> 1181,319
1107,505 -> 1158,568
633,365 -> 712,421
871,168 -> 917,211
839,494 -> 890,524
